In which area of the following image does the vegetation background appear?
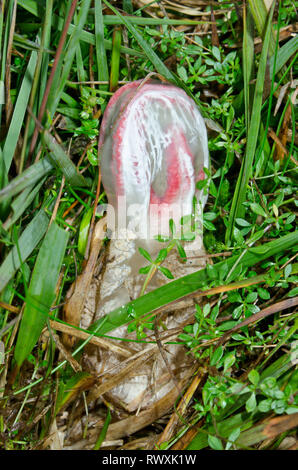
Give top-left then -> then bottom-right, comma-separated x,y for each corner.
0,0 -> 297,450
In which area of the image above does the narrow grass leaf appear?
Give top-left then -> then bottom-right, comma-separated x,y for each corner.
0,157 -> 53,203
208,434 -> 224,450
78,207 -> 93,256
94,0 -> 109,88
0,209 -> 50,293
2,51 -> 37,175
94,408 -> 111,450
55,371 -> 95,414
243,3 -> 254,132
14,222 -> 69,368
248,0 -> 276,57
226,5 -> 274,243
43,131 -> 87,187
3,177 -> 46,230
109,26 -> 122,92
270,35 -> 298,78
102,16 -> 210,26
75,45 -> 88,88
17,0 -> 40,17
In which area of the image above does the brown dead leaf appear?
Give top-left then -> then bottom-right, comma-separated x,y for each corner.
156,367 -> 207,447
62,217 -> 107,348
263,413 -> 298,440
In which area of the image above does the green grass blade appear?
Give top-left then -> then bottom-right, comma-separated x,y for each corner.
109,26 -> 121,92
14,221 -> 69,368
55,371 -> 95,415
94,0 -> 109,89
13,32 -> 53,53
248,0 -> 276,57
1,50 -> 37,175
102,0 -> 177,83
18,2 -> 145,58
17,0 -> 39,16
39,0 -> 53,105
47,0 -> 92,118
42,131 -> 88,187
102,15 -> 210,26
89,230 -> 297,336
0,157 -> 53,203
243,3 -> 254,133
3,177 -> 46,230
225,5 -> 274,244
75,43 -> 87,83
94,407 -> 111,450
270,34 -> 298,78
0,209 -> 50,293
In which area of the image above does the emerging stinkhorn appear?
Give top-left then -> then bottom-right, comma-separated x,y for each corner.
82,79 -> 209,415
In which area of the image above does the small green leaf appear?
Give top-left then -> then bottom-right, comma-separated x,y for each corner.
246,291 -> 258,303
155,248 -> 168,263
177,65 -> 188,82
284,264 -> 292,279
139,266 -> 151,275
158,266 -> 174,279
223,353 -> 236,372
287,287 -> 298,297
175,240 -> 186,259
212,45 -> 221,62
250,203 -> 267,217
257,287 -> 270,300
248,369 -> 260,386
227,427 -> 240,443
210,346 -> 223,366
0,210 -> 50,293
203,220 -> 216,231
138,247 -> 152,262
236,218 -> 251,227
246,392 -> 257,412
208,434 -> 224,450
258,398 -> 272,413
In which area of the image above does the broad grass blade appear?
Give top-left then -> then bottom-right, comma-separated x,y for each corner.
2,51 -> 37,175
14,221 -> 69,368
90,230 -> 297,336
270,35 -> 298,78
248,0 -> 276,57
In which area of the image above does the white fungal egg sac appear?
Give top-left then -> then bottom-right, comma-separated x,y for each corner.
99,79 -> 209,244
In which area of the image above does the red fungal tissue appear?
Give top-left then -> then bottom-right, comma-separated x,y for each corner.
99,79 -> 209,240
